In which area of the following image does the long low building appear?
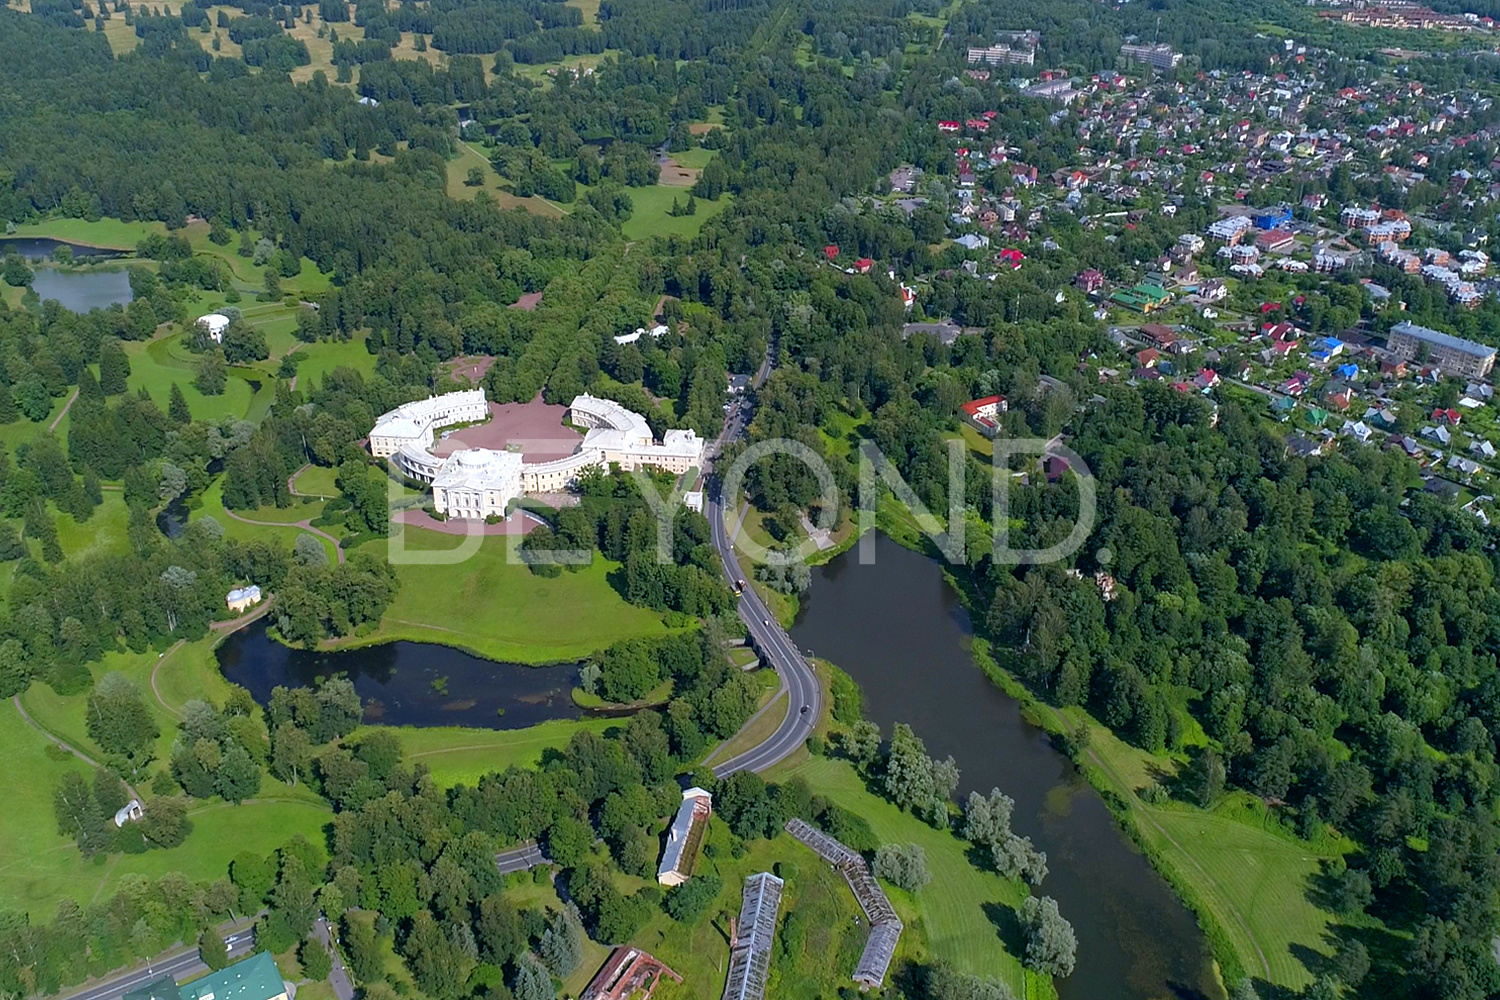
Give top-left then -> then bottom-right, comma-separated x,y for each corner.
1386,321 -> 1496,379
657,787 -> 712,887
722,873 -> 783,1000
370,389 -> 488,458
375,391 -> 705,519
785,818 -> 902,991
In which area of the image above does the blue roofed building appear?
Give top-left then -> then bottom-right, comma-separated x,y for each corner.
1254,205 -> 1293,230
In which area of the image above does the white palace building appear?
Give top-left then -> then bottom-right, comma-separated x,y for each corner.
369,390 -> 704,519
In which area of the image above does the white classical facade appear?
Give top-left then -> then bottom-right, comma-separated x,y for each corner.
431,449 -> 524,519
375,391 -> 705,519
369,389 -> 489,458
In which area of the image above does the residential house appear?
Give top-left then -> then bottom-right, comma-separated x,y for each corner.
961,395 -> 1007,437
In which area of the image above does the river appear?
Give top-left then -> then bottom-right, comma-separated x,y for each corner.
217,618 -> 589,730
791,532 -> 1221,1000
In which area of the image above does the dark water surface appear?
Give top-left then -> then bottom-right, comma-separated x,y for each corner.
0,236 -> 126,260
218,618 -> 588,730
29,266 -> 134,312
791,532 -> 1221,1000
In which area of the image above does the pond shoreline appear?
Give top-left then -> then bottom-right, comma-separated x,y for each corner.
791,530 -> 1223,1000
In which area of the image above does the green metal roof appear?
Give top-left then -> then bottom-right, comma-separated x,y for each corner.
123,974 -> 180,1000
179,953 -> 286,1000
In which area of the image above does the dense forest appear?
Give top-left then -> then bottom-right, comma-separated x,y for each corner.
2,0 -> 1500,993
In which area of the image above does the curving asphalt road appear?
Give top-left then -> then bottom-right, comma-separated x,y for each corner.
704,397 -> 822,778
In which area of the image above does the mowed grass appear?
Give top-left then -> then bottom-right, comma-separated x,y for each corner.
373,718 -> 617,789
0,688 -> 330,918
565,0 -> 601,27
1001,665 -> 1345,994
445,142 -> 567,217
620,186 -> 732,241
127,335 -> 260,423
778,757 -> 1046,998
4,613 -> 332,920
192,478 -> 341,564
339,526 -> 671,663
290,336 -> 379,388
292,464 -> 341,498
1079,720 -> 1341,991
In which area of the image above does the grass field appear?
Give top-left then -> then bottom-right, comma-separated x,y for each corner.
126,334 -> 261,423
0,682 -> 330,918
973,642 -> 1344,993
445,142 -> 568,217
292,464 -> 341,498
565,0 -> 602,26
620,186 -> 732,241
337,526 -> 672,663
374,718 -> 618,788
779,757 -> 1046,997
192,478 -> 342,564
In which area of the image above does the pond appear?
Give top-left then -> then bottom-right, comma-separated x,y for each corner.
217,618 -> 593,730
30,266 -> 134,312
790,532 -> 1222,1000
0,236 -> 127,261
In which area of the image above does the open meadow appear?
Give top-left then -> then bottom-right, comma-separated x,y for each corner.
333,525 -> 672,663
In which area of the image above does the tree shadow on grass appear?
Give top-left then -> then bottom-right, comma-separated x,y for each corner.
980,900 -> 1024,957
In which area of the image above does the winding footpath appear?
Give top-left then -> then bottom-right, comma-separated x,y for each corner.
220,506 -> 345,563
11,693 -> 142,802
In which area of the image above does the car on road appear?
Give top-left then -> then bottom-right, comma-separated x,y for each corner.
800,705 -> 810,714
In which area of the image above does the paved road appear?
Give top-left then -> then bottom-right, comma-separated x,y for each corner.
59,928 -> 255,1000
494,841 -> 548,874
702,392 -> 822,777
313,917 -> 354,1000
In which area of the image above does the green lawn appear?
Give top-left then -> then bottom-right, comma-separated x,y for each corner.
444,142 -> 568,218
373,718 -> 618,788
976,642 -> 1345,993
192,478 -> 341,564
0,694 -> 330,918
620,186 -> 732,241
126,334 -> 260,423
778,757 -> 1046,998
289,337 -> 379,389
292,464 -> 341,498
342,526 -> 672,663
668,147 -> 718,170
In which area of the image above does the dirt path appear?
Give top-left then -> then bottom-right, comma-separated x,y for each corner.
149,640 -> 187,719
49,387 -> 78,432
148,603 -> 275,719
12,693 -> 141,801
287,463 -> 316,497
221,507 -> 345,563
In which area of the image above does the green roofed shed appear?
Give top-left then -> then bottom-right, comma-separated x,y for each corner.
179,953 -> 288,1000
122,975 -> 180,1000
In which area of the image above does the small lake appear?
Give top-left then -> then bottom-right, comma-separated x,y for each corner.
30,266 -> 134,312
791,533 -> 1221,1000
0,236 -> 126,261
218,618 -> 589,730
